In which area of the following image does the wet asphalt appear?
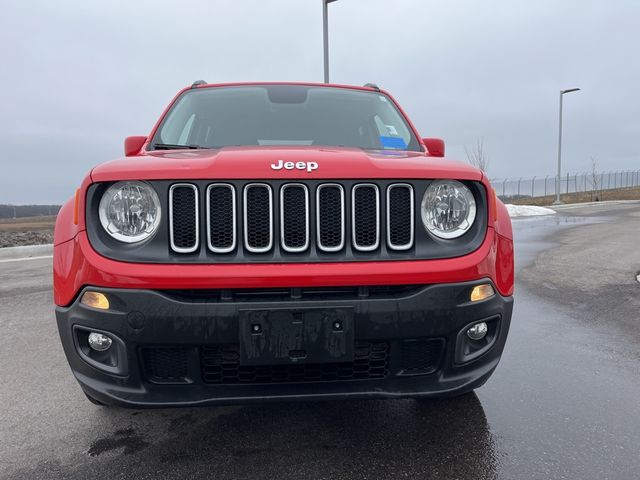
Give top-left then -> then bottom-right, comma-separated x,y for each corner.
1,202 -> 639,479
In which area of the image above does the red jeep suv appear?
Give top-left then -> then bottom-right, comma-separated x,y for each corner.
53,82 -> 514,407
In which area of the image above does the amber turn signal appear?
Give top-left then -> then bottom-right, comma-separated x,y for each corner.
80,291 -> 110,310
470,284 -> 495,302
73,189 -> 80,225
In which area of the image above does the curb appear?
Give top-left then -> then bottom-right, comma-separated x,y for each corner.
550,199 -> 640,210
0,244 -> 53,261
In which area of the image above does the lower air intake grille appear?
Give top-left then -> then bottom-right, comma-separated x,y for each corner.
141,347 -> 189,383
399,339 -> 445,375
201,341 -> 389,384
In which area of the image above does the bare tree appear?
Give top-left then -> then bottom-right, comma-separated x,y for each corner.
465,137 -> 490,172
590,156 -> 601,201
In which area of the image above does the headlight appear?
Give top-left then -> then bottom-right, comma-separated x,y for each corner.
421,180 -> 476,239
98,181 -> 161,243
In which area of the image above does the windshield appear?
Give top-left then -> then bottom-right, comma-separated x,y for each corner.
150,85 -> 421,152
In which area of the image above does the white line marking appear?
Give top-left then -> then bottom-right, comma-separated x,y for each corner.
0,255 -> 53,264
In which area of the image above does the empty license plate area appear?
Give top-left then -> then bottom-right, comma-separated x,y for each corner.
239,308 -> 354,365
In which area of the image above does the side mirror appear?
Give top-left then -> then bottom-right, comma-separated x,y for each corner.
423,138 -> 445,157
124,136 -> 147,156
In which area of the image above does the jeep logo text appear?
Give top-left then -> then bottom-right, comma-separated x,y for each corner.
270,159 -> 318,173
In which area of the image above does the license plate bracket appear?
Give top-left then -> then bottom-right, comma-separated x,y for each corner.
239,307 -> 354,365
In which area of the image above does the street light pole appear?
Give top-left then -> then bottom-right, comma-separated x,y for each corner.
554,88 -> 580,204
322,0 -> 338,83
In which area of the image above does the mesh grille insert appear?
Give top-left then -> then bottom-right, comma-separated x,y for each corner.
141,347 -> 189,383
201,341 -> 389,384
281,185 -> 308,251
387,185 -> 414,249
244,184 -> 272,252
399,339 -> 445,375
170,185 -> 198,252
317,185 -> 344,251
353,185 -> 379,250
208,185 -> 235,252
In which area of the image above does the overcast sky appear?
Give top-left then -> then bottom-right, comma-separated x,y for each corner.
1,0 -> 638,203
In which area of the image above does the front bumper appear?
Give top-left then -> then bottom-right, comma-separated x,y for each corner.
56,280 -> 513,408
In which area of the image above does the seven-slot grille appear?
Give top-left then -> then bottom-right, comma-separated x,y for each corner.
168,182 -> 415,255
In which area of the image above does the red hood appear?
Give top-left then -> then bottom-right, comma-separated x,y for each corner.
90,146 -> 482,182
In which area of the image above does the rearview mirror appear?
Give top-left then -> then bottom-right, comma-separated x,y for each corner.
423,138 -> 445,157
124,136 -> 147,156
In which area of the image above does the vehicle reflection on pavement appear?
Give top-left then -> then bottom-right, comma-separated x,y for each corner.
80,394 -> 496,479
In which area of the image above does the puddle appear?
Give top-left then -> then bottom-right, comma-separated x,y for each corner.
511,214 -> 607,272
86,428 -> 149,457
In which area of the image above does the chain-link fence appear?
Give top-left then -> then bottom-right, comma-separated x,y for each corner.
491,170 -> 640,201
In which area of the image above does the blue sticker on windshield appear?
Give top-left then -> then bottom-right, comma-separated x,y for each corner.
379,136 -> 407,150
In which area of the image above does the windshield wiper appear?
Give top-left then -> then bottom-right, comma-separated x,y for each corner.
151,143 -> 202,150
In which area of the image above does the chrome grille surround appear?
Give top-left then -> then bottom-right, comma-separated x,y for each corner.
243,183 -> 274,253
206,183 -> 236,253
280,183 -> 310,253
386,183 -> 415,251
351,183 -> 380,252
316,183 -> 345,252
169,183 -> 199,253
166,181 -> 428,258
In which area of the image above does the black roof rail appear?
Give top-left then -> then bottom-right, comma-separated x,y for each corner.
363,83 -> 380,91
191,80 -> 207,88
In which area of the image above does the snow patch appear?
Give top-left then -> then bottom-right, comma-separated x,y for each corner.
506,204 -> 557,218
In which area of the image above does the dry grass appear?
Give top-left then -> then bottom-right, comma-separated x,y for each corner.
509,187 -> 640,206
0,215 -> 57,232
0,215 -> 56,247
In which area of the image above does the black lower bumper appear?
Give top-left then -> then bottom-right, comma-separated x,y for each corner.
55,281 -> 513,408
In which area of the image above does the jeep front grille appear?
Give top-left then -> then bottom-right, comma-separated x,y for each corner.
169,181 -> 415,256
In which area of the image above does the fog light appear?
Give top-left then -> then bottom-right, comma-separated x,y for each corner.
467,322 -> 488,341
88,332 -> 112,352
81,291 -> 110,310
470,284 -> 494,302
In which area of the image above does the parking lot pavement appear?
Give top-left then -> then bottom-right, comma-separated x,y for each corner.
1,203 -> 640,479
